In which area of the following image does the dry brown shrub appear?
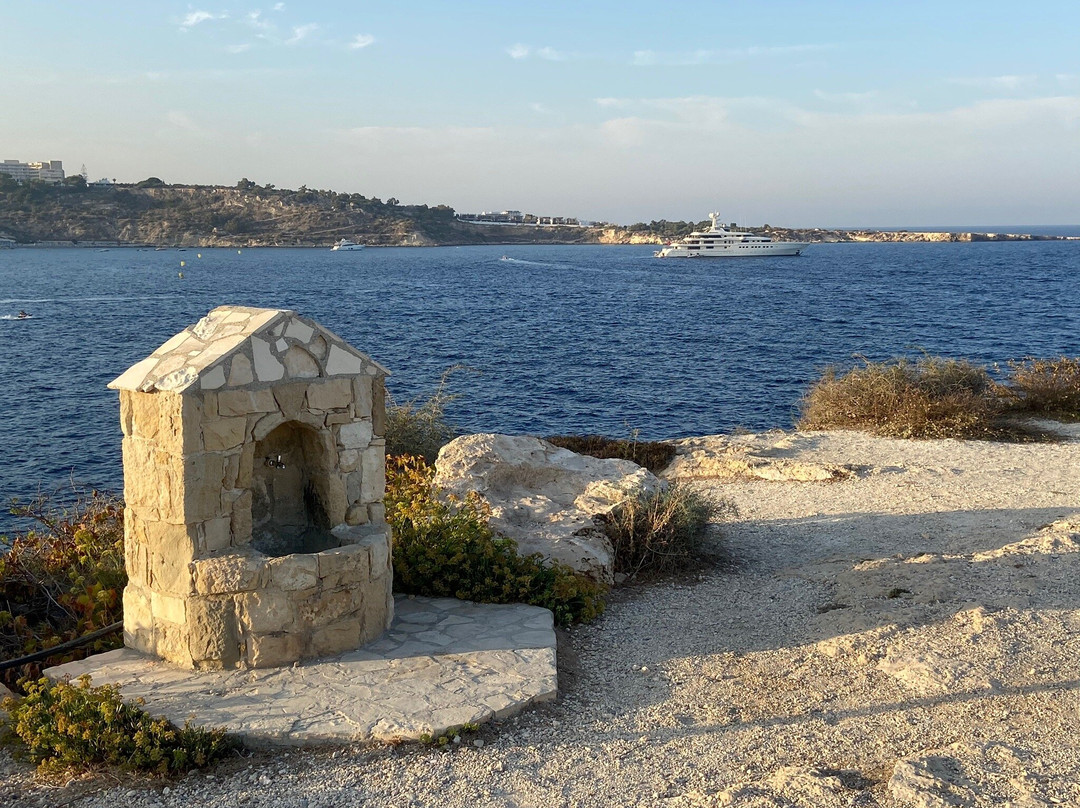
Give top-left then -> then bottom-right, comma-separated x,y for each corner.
1006,357 -> 1080,417
797,356 -> 1006,439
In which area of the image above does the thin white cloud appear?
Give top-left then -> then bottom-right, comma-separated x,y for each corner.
535,47 -> 567,61
179,10 -> 226,30
1056,73 -> 1079,88
530,102 -> 550,114
245,11 -> 275,34
506,44 -> 572,61
949,75 -> 1036,90
273,2 -> 285,10
286,23 -> 319,45
594,97 -> 623,108
227,43 -> 252,54
349,34 -> 375,50
633,44 -> 831,66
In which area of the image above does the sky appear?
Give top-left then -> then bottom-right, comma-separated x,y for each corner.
2,1 -> 1079,226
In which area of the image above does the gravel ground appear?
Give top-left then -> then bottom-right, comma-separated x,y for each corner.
4,429 -> 1079,807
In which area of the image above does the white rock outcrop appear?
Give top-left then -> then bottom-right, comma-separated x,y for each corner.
433,434 -> 662,583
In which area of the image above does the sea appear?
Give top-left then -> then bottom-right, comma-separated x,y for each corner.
1,237 -> 1079,536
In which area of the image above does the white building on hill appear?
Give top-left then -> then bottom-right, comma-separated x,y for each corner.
0,159 -> 65,184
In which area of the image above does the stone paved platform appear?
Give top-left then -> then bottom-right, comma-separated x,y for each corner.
45,597 -> 557,747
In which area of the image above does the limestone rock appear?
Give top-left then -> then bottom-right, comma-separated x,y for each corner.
889,743 -> 1050,807
434,434 -> 663,583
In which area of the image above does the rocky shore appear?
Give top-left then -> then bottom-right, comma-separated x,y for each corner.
4,425 -> 1079,807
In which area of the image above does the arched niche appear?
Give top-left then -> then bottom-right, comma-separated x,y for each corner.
250,421 -> 338,556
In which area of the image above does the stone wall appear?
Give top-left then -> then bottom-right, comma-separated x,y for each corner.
113,307 -> 393,669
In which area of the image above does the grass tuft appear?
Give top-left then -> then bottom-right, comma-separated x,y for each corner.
601,483 -> 733,578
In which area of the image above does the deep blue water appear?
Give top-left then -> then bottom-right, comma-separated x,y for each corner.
1,241 -> 1079,535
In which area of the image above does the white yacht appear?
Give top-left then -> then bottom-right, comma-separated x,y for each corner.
331,238 -> 365,251
654,213 -> 809,258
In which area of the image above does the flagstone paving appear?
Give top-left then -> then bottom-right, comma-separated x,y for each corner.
46,596 -> 557,747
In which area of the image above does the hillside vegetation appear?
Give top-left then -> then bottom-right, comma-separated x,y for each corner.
0,177 -> 609,247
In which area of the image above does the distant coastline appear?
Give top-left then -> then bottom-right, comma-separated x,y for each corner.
1,180 -> 1078,248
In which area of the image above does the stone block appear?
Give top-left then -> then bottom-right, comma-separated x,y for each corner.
150,546 -> 194,595
307,377 -> 354,411
217,388 -> 278,417
188,597 -> 240,668
372,379 -> 386,437
268,554 -> 319,591
252,412 -> 286,441
203,416 -> 248,451
367,502 -> 386,525
238,589 -> 297,634
339,449 -> 361,472
223,451 -> 241,490
316,543 -> 370,585
236,443 -> 255,489
309,614 -> 364,658
247,632 -> 304,668
299,586 -> 364,626
325,344 -> 367,376
282,346 -> 320,379
123,585 -> 153,634
231,489 -> 253,545
119,390 -> 134,437
362,586 -> 392,641
321,476 -> 349,527
227,353 -> 254,386
192,552 -> 268,594
345,503 -> 369,526
201,517 -> 232,553
352,376 -> 373,415
150,590 -> 187,625
182,453 -> 229,522
339,420 -> 373,450
273,382 -> 309,419
361,441 -> 386,503
251,337 -> 285,383
369,530 -> 390,575
346,470 -> 363,504
154,622 -> 194,669
325,411 -> 352,426
284,317 -> 314,342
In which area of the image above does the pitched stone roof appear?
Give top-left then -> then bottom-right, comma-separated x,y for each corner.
108,305 -> 388,394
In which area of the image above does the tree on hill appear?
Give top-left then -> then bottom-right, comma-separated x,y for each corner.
136,177 -> 166,188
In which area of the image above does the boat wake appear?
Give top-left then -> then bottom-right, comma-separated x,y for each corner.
1,314 -> 32,320
498,257 -> 576,269
0,295 -> 180,305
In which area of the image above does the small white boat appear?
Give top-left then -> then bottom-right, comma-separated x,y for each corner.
655,213 -> 809,258
331,238 -> 365,251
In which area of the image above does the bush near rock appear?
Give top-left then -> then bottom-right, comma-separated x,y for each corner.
433,434 -> 664,584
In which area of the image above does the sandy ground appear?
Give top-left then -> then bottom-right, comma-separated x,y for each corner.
4,427 -> 1079,807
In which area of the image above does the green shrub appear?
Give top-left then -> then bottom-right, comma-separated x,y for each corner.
1006,357 -> 1080,417
544,434 -> 677,474
385,455 -> 606,626
797,356 -> 1005,439
1,491 -> 126,690
601,483 -> 726,577
385,366 -> 471,462
2,676 -> 238,774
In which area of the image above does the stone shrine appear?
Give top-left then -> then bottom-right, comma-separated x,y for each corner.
108,306 -> 393,669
